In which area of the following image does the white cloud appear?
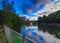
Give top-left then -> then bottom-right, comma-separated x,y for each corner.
29,16 -> 38,21
36,31 -> 60,43
19,14 -> 30,19
35,0 -> 60,17
27,9 -> 32,14
20,0 -> 60,21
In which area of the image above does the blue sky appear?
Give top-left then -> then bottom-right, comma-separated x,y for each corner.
8,0 -> 48,16
9,0 -> 60,14
0,0 -> 60,20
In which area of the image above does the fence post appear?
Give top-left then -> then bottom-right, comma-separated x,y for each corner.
23,35 -> 26,43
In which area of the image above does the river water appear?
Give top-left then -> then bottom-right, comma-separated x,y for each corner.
20,25 -> 60,43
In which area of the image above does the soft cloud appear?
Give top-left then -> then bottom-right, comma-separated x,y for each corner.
19,0 -> 52,14
36,31 -> 60,43
29,16 -> 38,21
29,0 -> 60,20
13,0 -> 60,20
19,14 -> 30,19
35,0 -> 60,17
27,9 -> 32,14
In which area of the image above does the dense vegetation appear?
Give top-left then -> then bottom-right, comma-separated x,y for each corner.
0,0 -> 23,43
0,10 -> 5,24
0,10 -> 23,31
38,10 -> 60,24
2,0 -> 16,13
38,10 -> 60,39
0,0 -> 23,32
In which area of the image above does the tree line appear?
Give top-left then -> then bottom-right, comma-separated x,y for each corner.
0,0 -> 23,32
38,10 -> 60,38
38,10 -> 60,24
0,10 -> 23,32
1,0 -> 16,13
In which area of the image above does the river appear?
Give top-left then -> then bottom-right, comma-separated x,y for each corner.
20,25 -> 60,43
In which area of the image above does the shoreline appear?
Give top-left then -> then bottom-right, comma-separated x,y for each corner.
38,23 -> 60,27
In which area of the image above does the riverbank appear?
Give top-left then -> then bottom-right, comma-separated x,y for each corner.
39,23 -> 60,27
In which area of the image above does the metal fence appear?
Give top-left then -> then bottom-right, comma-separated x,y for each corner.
4,25 -> 37,43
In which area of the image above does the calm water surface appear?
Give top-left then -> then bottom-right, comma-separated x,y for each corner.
20,26 -> 60,43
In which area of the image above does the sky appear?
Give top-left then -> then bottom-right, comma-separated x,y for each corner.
1,0 -> 60,21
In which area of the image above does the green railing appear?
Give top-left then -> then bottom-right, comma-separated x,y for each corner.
4,25 -> 37,43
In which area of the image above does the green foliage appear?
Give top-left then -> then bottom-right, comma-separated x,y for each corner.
13,35 -> 23,43
5,40 -> 9,43
0,10 -> 23,31
2,0 -> 15,13
0,10 -> 5,24
38,10 -> 60,23
38,10 -> 60,39
0,29 -> 4,40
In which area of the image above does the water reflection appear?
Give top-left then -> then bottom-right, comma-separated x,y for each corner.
20,26 -> 60,43
38,25 -> 60,38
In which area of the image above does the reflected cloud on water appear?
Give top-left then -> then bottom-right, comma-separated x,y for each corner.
20,26 -> 60,43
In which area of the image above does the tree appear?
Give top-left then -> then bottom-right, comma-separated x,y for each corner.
0,10 -> 5,24
5,2 -> 11,12
38,10 -> 60,24
11,1 -> 16,13
38,17 -> 43,23
2,0 -> 15,13
42,15 -> 48,23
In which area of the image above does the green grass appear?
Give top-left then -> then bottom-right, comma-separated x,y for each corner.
13,35 -> 23,43
5,40 -> 9,43
0,29 -> 23,43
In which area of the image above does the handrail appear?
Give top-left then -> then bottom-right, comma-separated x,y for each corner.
4,25 -> 37,43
